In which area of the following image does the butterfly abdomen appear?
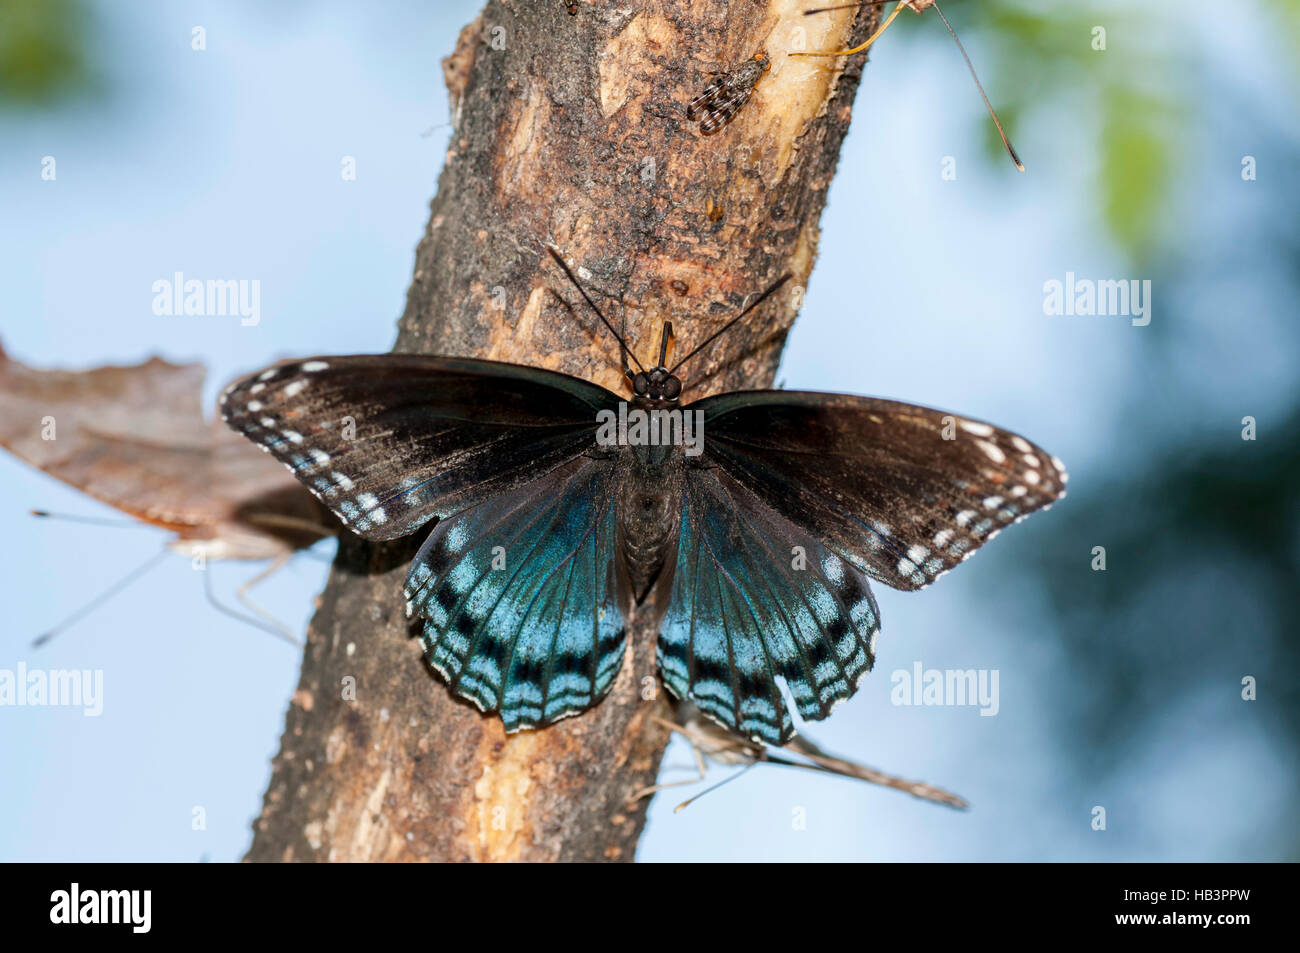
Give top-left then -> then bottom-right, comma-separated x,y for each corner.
615,446 -> 683,605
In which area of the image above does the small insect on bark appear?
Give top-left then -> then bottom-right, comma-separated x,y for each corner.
796,1 -> 1024,170
687,51 -> 771,136
566,1 -> 578,14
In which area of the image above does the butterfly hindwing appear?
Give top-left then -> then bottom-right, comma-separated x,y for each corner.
404,455 -> 625,730
219,354 -> 617,541
695,391 -> 1067,592
658,465 -> 879,744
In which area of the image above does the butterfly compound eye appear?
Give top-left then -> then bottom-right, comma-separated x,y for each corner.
633,372 -> 649,396
663,377 -> 682,400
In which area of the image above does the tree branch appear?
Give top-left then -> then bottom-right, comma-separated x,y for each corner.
246,0 -> 878,863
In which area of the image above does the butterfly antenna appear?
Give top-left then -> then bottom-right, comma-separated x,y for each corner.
931,2 -> 1023,170
673,762 -> 759,813
31,549 -> 170,647
794,0 -> 906,58
30,509 -> 149,529
620,307 -> 633,380
667,274 -> 791,375
658,321 -> 674,367
544,245 -> 646,373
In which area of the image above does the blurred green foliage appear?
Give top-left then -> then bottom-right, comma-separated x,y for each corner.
0,0 -> 90,107
897,0 -> 1299,263
937,0 -> 1184,264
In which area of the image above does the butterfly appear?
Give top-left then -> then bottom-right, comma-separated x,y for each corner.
636,700 -> 968,811
0,339 -> 336,644
219,247 -> 1066,745
687,51 -> 771,135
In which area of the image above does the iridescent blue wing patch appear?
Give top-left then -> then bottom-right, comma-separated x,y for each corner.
219,354 -> 617,541
695,391 -> 1068,592
404,455 -> 625,730
658,465 -> 879,745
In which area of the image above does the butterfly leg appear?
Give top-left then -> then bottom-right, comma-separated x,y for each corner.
235,552 -> 296,637
628,771 -> 709,804
201,559 -> 301,646
627,718 -> 711,802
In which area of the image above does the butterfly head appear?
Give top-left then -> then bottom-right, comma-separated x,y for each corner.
544,245 -> 791,400
631,366 -> 682,402
631,321 -> 683,403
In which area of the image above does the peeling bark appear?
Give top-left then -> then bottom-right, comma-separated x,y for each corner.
247,0 -> 879,863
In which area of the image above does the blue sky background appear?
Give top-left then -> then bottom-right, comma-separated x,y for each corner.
1,0 -> 1296,861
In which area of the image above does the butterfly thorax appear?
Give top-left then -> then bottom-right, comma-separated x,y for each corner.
614,396 -> 686,606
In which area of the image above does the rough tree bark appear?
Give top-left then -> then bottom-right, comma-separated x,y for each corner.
246,0 -> 879,862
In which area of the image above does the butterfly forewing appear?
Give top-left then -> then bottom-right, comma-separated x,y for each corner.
404,455 -> 625,729
694,391 -> 1067,592
219,355 -> 618,541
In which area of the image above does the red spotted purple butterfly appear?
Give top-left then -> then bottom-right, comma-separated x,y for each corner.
219,247 -> 1066,744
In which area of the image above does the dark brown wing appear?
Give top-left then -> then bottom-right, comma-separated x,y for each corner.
692,390 -> 1067,592
219,354 -> 621,542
